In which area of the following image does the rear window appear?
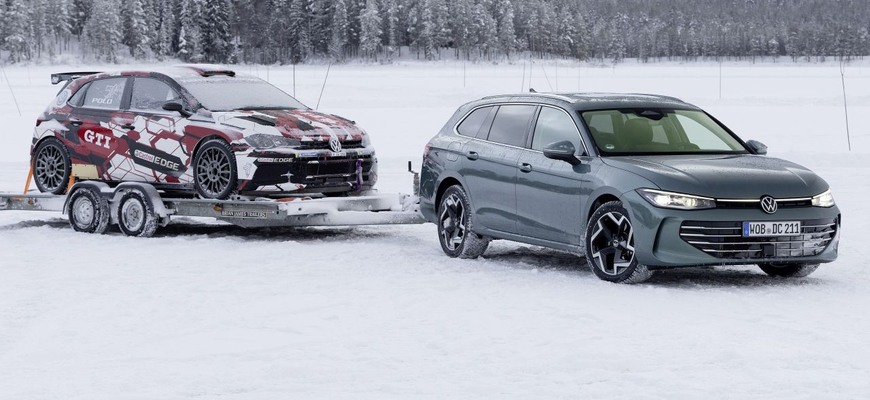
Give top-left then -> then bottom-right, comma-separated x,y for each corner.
456,107 -> 491,137
178,76 -> 307,111
486,105 -> 536,147
82,78 -> 126,110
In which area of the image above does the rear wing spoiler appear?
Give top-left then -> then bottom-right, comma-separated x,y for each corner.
51,71 -> 101,85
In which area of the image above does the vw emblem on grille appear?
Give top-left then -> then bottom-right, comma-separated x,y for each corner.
329,137 -> 342,153
760,195 -> 778,214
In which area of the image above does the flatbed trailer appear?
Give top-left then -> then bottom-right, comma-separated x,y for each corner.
1,164 -> 425,237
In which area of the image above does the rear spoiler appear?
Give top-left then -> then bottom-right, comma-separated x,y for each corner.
51,71 -> 101,85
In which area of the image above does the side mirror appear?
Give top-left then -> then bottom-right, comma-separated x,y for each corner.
162,101 -> 191,117
745,139 -> 768,155
543,141 -> 581,165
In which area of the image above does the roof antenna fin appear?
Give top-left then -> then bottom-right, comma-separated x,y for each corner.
529,88 -> 537,93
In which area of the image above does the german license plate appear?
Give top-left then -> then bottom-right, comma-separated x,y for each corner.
742,221 -> 802,237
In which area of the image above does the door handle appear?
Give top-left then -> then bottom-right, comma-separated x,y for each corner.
519,163 -> 533,173
466,151 -> 479,160
120,124 -> 135,130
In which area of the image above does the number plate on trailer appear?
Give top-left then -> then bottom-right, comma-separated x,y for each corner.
742,221 -> 802,237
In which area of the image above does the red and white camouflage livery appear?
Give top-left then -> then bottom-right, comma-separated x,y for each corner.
31,65 -> 377,199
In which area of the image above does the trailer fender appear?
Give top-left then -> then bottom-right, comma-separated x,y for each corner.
63,181 -> 113,215
112,183 -> 171,226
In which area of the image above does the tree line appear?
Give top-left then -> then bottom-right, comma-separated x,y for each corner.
1,0 -> 869,64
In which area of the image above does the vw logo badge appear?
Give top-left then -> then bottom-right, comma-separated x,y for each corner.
760,195 -> 778,214
329,137 -> 342,153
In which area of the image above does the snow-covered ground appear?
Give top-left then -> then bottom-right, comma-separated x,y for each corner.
1,61 -> 869,399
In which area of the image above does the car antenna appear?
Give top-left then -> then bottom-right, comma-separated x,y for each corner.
529,88 -> 537,93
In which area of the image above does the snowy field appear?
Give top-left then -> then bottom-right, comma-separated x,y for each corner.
1,61 -> 869,399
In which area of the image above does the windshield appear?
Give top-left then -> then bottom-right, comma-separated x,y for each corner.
581,109 -> 748,155
178,76 -> 307,111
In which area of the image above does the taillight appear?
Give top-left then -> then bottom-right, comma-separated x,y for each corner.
423,145 -> 431,157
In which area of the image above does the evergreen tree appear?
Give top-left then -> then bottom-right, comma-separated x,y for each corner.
494,0 -> 516,55
2,0 -> 31,62
329,0 -> 349,60
121,0 -> 150,57
359,0 -> 382,59
200,0 -> 234,62
177,0 -> 201,62
82,0 -> 121,62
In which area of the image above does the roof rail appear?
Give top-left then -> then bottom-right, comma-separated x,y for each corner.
50,71 -> 101,85
628,93 -> 685,103
480,92 -> 575,103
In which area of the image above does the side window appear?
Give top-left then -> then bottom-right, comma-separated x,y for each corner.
68,82 -> 91,107
531,107 -> 582,151
131,78 -> 180,112
82,78 -> 126,110
456,107 -> 491,137
486,105 -> 536,147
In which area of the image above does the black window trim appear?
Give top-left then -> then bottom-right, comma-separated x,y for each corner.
452,102 -> 550,151
527,104 -> 591,156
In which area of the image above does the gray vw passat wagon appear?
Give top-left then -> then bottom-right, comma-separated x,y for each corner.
419,93 -> 840,283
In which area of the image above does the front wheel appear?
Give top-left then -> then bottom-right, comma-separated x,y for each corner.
584,201 -> 652,283
758,263 -> 819,278
437,185 -> 489,259
193,139 -> 237,199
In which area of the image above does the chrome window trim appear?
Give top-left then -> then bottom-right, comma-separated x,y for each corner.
715,196 -> 813,202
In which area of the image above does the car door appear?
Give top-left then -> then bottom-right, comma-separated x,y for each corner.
122,77 -> 190,183
515,106 -> 591,245
70,77 -> 130,181
460,104 -> 536,235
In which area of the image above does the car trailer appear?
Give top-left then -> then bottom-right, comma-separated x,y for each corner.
0,163 -> 425,237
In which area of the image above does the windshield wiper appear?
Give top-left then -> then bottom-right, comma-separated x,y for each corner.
239,106 -> 296,111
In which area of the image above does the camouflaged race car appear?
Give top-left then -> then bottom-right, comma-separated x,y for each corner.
32,64 -> 377,199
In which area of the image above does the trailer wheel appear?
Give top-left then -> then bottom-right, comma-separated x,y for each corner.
117,190 -> 158,238
68,187 -> 109,234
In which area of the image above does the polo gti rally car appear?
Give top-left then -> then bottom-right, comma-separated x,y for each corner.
32,65 -> 377,199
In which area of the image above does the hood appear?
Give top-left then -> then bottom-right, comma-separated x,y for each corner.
214,108 -> 366,142
603,154 -> 828,199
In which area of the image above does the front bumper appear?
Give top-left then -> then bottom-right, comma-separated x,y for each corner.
623,190 -> 841,268
236,148 -> 378,194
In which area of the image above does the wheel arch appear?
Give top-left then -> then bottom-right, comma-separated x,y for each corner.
434,175 -> 466,215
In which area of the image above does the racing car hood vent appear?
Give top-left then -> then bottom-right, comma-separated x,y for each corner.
237,115 -> 277,126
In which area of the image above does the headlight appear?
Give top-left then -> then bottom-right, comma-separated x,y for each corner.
360,133 -> 371,147
244,133 -> 301,149
811,189 -> 835,207
638,189 -> 716,210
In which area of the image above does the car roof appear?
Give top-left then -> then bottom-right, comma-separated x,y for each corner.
478,92 -> 700,111
83,64 -> 241,82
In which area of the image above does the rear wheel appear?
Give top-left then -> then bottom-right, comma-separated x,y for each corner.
585,201 -> 652,283
117,190 -> 158,238
33,138 -> 71,195
193,139 -> 237,199
758,263 -> 819,278
437,185 -> 489,259
67,188 -> 109,234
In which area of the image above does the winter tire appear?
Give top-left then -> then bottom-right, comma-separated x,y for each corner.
117,190 -> 158,238
67,187 -> 109,234
585,201 -> 652,284
758,262 -> 819,278
193,139 -> 237,200
33,138 -> 72,195
437,185 -> 489,259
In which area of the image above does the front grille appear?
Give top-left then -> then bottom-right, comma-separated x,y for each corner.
297,139 -> 364,150
679,218 -> 837,259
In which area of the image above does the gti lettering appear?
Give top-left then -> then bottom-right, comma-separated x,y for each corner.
83,129 -> 112,149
